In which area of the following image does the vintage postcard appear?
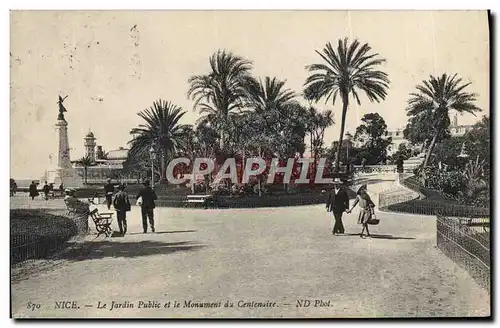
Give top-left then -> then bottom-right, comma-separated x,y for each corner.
10,10 -> 491,319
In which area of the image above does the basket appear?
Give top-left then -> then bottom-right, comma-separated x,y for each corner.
366,210 -> 380,225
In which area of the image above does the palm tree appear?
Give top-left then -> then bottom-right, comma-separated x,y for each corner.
74,155 -> 94,185
244,76 -> 299,154
304,38 -> 390,170
129,99 -> 189,182
407,73 -> 481,169
187,50 -> 254,151
305,106 -> 335,167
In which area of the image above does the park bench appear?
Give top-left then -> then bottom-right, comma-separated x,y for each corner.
50,190 -> 65,198
185,194 -> 213,209
89,208 -> 114,237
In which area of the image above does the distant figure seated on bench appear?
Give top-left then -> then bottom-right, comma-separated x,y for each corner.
63,189 -> 93,234
185,194 -> 214,209
50,190 -> 65,198
64,196 -> 91,216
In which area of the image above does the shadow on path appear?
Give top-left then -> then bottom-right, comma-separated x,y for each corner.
369,234 -> 415,240
332,233 -> 415,240
57,240 -> 206,261
127,230 -> 197,235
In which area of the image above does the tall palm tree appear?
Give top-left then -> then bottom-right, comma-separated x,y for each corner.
407,73 -> 481,169
304,38 -> 390,170
74,155 -> 94,185
129,99 -> 188,182
187,50 -> 254,151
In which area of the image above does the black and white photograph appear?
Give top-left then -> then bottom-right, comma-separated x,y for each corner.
9,9 -> 491,319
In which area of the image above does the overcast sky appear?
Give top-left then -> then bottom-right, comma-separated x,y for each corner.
10,10 -> 489,179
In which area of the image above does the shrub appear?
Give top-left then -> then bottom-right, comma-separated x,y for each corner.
10,209 -> 78,265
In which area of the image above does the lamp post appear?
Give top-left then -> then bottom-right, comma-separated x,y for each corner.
149,145 -> 156,186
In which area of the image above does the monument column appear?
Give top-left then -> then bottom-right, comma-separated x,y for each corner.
56,119 -> 72,170
52,95 -> 82,188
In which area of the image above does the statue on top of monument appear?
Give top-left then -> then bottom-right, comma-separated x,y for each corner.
57,95 -> 68,120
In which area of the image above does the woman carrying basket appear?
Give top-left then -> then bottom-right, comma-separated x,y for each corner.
347,184 -> 377,238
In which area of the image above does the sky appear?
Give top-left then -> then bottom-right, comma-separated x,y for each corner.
10,10 -> 490,179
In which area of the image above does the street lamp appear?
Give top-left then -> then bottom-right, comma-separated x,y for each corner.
149,145 -> 156,186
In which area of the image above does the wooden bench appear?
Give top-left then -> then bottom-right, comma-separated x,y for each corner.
89,208 -> 114,237
50,190 -> 65,198
185,195 -> 213,209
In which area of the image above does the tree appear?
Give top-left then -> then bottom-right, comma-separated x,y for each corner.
243,76 -> 306,158
122,148 -> 152,183
304,38 -> 390,170
129,99 -> 188,182
74,155 -> 94,185
391,143 -> 413,163
354,113 -> 392,164
305,106 -> 334,167
187,50 -> 254,151
403,106 -> 451,147
406,73 -> 481,169
464,115 -> 490,176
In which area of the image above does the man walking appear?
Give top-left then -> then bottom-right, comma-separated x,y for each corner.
29,181 -> 39,200
326,178 -> 350,235
113,184 -> 131,236
136,180 -> 158,233
104,178 -> 115,210
42,181 -> 51,201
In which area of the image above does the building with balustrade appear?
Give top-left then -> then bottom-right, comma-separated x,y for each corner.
386,114 -> 473,155
71,131 -> 136,183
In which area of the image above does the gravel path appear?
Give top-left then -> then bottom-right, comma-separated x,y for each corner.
10,175 -> 490,318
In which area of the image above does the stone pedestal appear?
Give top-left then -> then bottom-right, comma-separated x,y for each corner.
42,118 -> 83,188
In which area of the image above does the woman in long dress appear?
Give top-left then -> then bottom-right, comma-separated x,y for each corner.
28,181 -> 39,200
348,184 -> 375,238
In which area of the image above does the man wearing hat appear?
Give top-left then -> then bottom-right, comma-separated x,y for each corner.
103,178 -> 115,210
136,180 -> 158,233
326,177 -> 350,235
113,184 -> 131,235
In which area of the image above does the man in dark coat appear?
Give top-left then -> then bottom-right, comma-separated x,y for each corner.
104,178 -> 115,210
113,184 -> 131,235
396,155 -> 404,173
136,180 -> 158,233
29,181 -> 39,200
326,178 -> 350,235
42,181 -> 50,201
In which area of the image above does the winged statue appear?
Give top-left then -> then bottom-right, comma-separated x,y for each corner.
57,95 -> 68,120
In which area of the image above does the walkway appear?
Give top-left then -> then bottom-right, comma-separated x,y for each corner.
10,173 -> 490,318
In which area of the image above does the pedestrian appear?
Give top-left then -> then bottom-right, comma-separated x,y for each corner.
10,179 -> 17,196
396,155 -> 405,182
59,183 -> 64,191
361,158 -> 367,173
42,181 -> 50,201
325,177 -> 350,235
113,184 -> 131,236
347,184 -> 376,238
104,178 -> 115,210
136,180 -> 158,233
29,181 -> 39,200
